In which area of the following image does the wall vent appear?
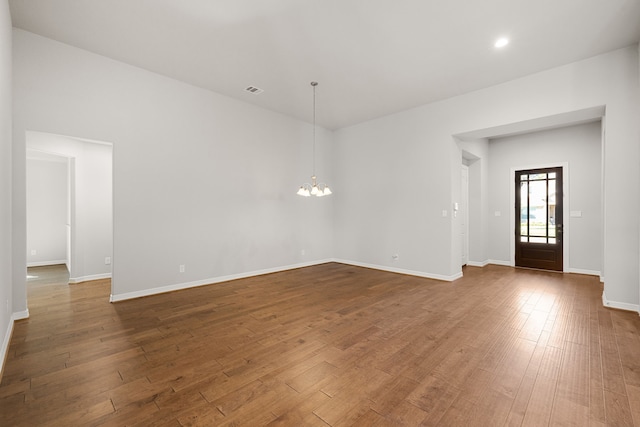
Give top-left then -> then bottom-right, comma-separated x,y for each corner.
244,86 -> 264,94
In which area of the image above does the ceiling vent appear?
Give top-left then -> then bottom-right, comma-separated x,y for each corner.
244,86 -> 264,95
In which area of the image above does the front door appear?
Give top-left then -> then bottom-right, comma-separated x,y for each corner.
515,167 -> 563,271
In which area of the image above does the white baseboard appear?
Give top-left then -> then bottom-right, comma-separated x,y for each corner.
1,310 -> 30,380
488,259 -> 512,267
69,273 -> 112,284
13,310 -> 29,321
566,268 -> 601,277
0,317 -> 13,380
467,260 -> 489,267
27,260 -> 67,267
332,259 -> 462,282
476,260 -> 602,280
602,291 -> 640,314
110,259 -> 333,302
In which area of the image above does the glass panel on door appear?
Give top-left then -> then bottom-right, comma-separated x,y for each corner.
519,172 -> 556,244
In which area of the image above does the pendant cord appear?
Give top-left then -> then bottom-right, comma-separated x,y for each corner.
312,82 -> 316,177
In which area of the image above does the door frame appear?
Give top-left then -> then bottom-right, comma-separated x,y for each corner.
510,162 -> 569,272
461,164 -> 469,266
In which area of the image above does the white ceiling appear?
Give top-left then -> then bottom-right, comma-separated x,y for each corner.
9,0 -> 640,130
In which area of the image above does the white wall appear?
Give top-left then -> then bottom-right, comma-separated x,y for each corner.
333,109 -> 457,280
12,29 -> 334,304
9,28 -> 640,313
487,122 -> 602,274
335,46 -> 639,310
27,133 -> 113,282
26,156 -> 68,267
0,0 -> 12,375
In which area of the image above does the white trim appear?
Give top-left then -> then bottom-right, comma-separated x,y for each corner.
601,117 -> 607,297
602,291 -> 640,313
27,260 -> 67,267
467,260 -> 489,267
1,310 -> 30,380
110,260 -> 333,302
332,259 -> 462,282
0,317 -> 14,379
13,310 -> 29,321
488,259 -> 512,267
469,261 -> 602,280
510,162 -> 570,271
69,273 -> 111,284
461,164 -> 469,267
566,268 -> 601,277
110,259 -> 465,302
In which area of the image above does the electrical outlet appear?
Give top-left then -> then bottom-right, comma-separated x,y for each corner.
179,265 -> 185,273
300,249 -> 305,256
105,257 -> 111,265
30,249 -> 36,255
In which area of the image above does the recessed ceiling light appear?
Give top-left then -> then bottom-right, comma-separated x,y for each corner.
494,37 -> 509,48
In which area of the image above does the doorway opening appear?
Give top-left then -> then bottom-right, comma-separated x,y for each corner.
26,131 -> 113,299
454,108 -> 603,279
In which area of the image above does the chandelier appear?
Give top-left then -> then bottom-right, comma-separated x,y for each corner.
297,82 -> 332,197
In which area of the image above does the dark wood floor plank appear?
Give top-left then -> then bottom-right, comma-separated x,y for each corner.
599,308 -> 629,395
627,384 -> 640,426
604,389 -> 635,427
522,374 -> 556,426
406,374 -> 460,425
555,341 -> 590,407
266,389 -> 331,426
589,304 -> 607,423
505,371 -> 537,426
1,263 -> 639,425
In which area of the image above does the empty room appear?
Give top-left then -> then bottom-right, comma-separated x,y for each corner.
1,1 -> 640,425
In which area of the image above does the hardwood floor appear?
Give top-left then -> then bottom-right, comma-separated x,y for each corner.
1,263 -> 640,426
